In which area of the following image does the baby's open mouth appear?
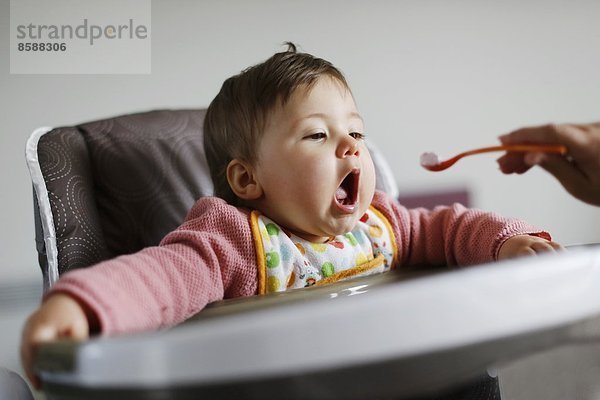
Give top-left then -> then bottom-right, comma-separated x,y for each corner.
335,168 -> 360,210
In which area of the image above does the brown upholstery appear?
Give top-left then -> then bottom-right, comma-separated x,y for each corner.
33,109 -> 213,285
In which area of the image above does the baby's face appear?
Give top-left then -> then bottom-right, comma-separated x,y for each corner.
252,76 -> 376,243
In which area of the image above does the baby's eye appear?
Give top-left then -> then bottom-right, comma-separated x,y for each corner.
350,132 -> 365,140
305,132 -> 327,140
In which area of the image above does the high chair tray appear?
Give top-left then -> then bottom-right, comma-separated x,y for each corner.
37,247 -> 600,400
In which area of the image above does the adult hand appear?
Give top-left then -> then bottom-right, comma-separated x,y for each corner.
497,123 -> 600,206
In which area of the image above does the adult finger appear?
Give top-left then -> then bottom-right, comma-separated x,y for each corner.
496,152 -> 533,174
501,124 -> 590,162
499,125 -> 560,145
499,124 -> 572,146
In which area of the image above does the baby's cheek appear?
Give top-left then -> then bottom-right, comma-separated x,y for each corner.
362,161 -> 377,195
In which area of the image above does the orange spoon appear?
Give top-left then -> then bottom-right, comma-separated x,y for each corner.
420,144 -> 568,172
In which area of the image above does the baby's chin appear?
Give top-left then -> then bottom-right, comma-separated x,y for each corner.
291,219 -> 358,243
325,213 -> 364,237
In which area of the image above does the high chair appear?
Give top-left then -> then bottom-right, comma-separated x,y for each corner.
25,109 -> 600,399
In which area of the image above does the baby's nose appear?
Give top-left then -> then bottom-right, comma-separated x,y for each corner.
337,137 -> 360,158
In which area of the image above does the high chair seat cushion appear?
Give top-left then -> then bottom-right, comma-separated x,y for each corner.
27,109 -> 214,288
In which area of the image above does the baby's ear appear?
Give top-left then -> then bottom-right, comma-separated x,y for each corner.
226,159 -> 263,200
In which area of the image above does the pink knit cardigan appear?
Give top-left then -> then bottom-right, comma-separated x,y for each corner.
48,191 -> 548,335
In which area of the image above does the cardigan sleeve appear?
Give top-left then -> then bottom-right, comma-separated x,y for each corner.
46,197 -> 259,336
370,191 -> 551,267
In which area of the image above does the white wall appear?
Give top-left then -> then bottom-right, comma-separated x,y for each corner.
1,0 -> 599,287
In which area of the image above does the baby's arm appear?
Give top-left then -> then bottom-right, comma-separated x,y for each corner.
20,197 -> 258,387
21,293 -> 98,389
42,198 -> 257,335
371,191 -> 560,267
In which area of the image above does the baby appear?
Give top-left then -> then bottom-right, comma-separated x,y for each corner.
21,43 -> 562,388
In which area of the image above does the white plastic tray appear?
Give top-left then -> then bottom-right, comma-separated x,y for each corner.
37,247 -> 600,399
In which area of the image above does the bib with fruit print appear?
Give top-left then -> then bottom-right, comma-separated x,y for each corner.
250,206 -> 398,294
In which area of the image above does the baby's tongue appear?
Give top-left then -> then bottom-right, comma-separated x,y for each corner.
336,186 -> 348,201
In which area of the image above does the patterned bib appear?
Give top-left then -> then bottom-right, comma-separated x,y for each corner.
250,206 -> 398,294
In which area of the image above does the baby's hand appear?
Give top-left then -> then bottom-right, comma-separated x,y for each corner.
497,235 -> 563,261
20,293 -> 95,389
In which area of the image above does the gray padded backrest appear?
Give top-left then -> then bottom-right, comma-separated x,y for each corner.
26,109 -> 398,290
